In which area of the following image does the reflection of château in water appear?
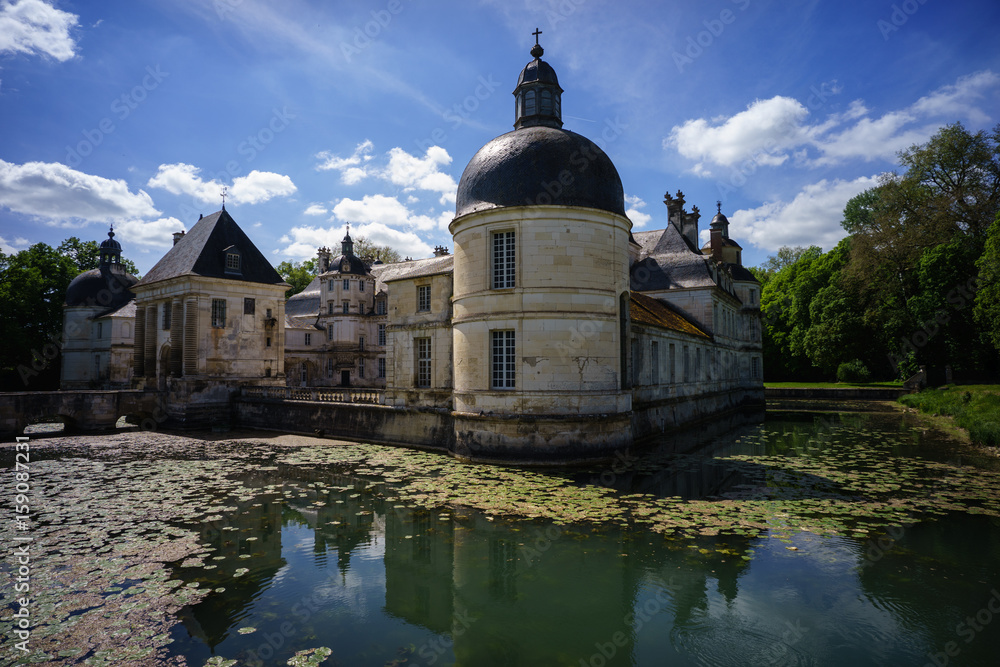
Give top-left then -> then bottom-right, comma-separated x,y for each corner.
170,463 -> 756,663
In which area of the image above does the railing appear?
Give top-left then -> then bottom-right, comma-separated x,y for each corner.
240,386 -> 384,405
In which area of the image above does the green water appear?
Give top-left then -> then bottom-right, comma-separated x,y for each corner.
3,403 -> 1000,666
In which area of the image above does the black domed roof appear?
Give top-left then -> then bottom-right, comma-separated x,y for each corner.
517,58 -> 560,88
455,126 -> 626,218
65,266 -> 138,309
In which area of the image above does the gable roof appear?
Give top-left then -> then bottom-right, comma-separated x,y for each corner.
137,209 -> 286,287
630,291 -> 709,338
631,224 -> 718,291
371,255 -> 454,290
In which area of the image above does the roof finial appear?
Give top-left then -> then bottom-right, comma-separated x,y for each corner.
530,28 -> 543,58
717,200 -> 722,215
221,185 -> 228,210
108,223 -> 115,239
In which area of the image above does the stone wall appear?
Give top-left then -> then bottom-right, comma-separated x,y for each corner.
233,396 -> 455,452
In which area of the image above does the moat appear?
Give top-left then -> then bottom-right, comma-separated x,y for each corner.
2,400 -> 1000,666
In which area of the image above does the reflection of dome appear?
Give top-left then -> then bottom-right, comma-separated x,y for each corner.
65,267 -> 138,309
455,126 -> 626,219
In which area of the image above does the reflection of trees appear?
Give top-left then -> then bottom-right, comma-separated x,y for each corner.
171,462 -> 761,665
174,471 -> 286,649
855,513 -> 1000,664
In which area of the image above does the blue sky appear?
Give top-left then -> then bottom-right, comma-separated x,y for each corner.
1,0 -> 998,274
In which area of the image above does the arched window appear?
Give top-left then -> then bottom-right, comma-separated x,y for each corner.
524,89 -> 536,115
540,89 -> 552,115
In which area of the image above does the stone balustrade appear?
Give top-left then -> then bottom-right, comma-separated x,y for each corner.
240,386 -> 384,405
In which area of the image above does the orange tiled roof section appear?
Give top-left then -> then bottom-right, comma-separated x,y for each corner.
629,291 -> 710,338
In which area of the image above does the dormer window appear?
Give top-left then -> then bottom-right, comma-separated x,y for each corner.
224,246 -> 242,275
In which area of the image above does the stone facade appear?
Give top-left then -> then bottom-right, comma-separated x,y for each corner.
56,39 -> 763,462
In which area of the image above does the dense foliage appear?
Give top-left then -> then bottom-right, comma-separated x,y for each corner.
758,123 -> 1000,382
0,239 -> 138,391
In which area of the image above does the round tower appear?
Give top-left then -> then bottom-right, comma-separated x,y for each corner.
449,35 -> 633,462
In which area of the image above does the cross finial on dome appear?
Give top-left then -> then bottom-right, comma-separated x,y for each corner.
530,28 -> 543,58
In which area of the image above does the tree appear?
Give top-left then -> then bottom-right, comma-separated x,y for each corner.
842,123 -> 1000,380
56,237 -> 140,276
276,258 -> 317,298
0,244 -> 81,390
0,238 -> 141,391
756,246 -> 812,278
353,236 -> 402,264
974,211 -> 1000,354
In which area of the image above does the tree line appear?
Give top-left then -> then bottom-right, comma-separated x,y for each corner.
753,123 -> 1000,383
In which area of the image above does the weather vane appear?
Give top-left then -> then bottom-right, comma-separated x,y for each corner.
221,185 -> 228,209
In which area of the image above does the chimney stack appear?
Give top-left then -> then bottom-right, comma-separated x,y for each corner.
172,231 -> 186,246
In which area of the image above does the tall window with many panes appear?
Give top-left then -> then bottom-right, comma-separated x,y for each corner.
492,231 -> 515,289
416,337 -> 431,387
417,285 -> 431,312
211,299 -> 226,328
491,330 -> 515,389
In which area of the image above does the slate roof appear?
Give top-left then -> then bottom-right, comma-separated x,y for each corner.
372,255 -> 454,290
94,299 -> 136,320
137,209 -> 286,287
285,275 -> 322,318
631,224 -> 717,291
65,266 -> 138,308
630,292 -> 709,338
455,126 -> 625,219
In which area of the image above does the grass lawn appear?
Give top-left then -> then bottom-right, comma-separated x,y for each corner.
764,381 -> 904,389
898,385 -> 1000,447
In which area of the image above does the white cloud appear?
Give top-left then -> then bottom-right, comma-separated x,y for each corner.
315,140 -> 374,184
668,96 -> 808,170
278,223 -> 433,262
383,146 -> 458,205
315,142 -> 459,206
331,194 -> 451,232
303,203 -> 328,216
729,176 -> 880,252
667,71 -> 1000,171
0,0 -> 78,61
146,163 -> 296,206
0,235 -> 30,254
0,159 -> 159,223
625,193 -> 652,229
230,170 -> 296,204
909,70 -> 1000,126
114,217 -> 186,252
